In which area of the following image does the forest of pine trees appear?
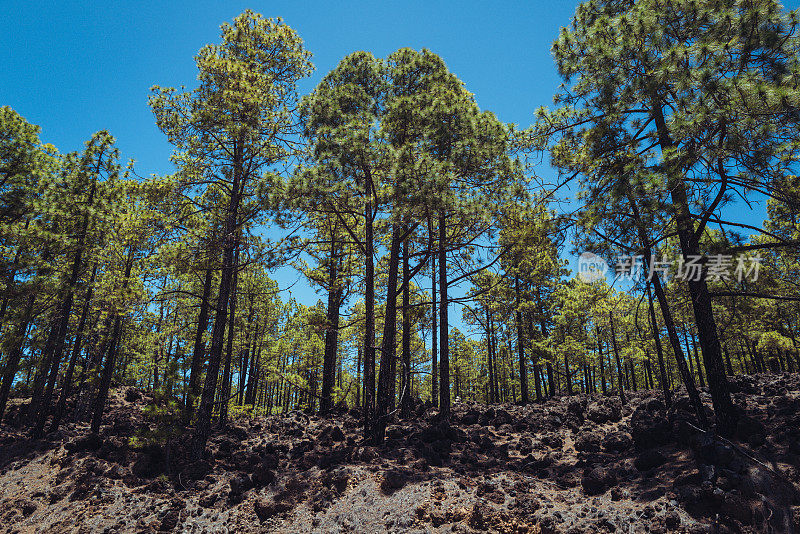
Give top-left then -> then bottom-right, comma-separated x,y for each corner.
3,1 -> 800,462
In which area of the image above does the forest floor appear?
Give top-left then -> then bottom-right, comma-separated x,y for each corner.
1,374 -> 799,533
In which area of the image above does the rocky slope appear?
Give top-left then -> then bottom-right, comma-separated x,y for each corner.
1,373 -> 799,533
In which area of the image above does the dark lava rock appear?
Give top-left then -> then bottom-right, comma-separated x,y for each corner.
158,509 -> 180,531
229,473 -> 253,496
736,415 -> 766,444
251,463 -> 275,488
541,433 -> 563,449
254,499 -> 292,521
492,409 -> 513,427
460,409 -> 480,425
574,432 -> 602,453
567,398 -> 587,420
581,467 -> 616,495
380,468 -> 408,494
634,449 -> 667,471
468,501 -> 496,529
602,431 -> 632,453
587,399 -> 621,423
20,500 -> 37,516
65,433 -> 103,453
631,402 -> 670,449
131,445 -> 166,478
665,510 -> 681,529
326,425 -> 346,442
719,493 -> 753,524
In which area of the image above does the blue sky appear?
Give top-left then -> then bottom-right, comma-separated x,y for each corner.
1,0 -> 789,335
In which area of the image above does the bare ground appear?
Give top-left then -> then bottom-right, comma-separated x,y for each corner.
1,373 -> 799,533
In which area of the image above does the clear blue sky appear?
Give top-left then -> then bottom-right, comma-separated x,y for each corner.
1,0 -> 786,333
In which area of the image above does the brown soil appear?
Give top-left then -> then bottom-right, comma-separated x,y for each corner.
1,373 -> 799,533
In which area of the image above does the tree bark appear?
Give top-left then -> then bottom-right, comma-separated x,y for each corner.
362,196 -> 376,438
219,241 -> 240,426
650,92 -> 735,433
515,277 -> 528,403
194,138 -> 243,457
50,263 -> 98,432
438,212 -> 450,416
90,246 -> 135,434
321,231 -> 342,414
373,224 -> 403,442
185,261 -> 214,423
0,293 -> 35,421
609,312 -> 626,405
400,233 -> 412,416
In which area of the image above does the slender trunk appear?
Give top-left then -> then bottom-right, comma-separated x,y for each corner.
185,261 -> 214,423
609,312 -> 626,405
32,170 -> 100,438
627,189 -> 706,426
485,308 -> 495,403
546,361 -> 555,398
515,277 -> 528,403
194,139 -> 243,457
90,246 -> 135,434
431,229 -> 438,407
650,92 -> 735,433
244,323 -> 260,406
400,233 -> 412,416
0,293 -> 35,420
356,344 -> 362,408
373,224 -> 403,442
692,335 -> 706,387
646,280 -> 671,405
321,231 -> 342,414
526,313 -> 542,402
152,302 -> 166,392
219,243 -> 240,426
438,212 -> 450,416
50,263 -> 99,432
596,327 -> 607,395
363,197 -> 375,438
237,306 -> 254,406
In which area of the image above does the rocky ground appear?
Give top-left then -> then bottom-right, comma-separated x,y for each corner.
1,374 -> 799,533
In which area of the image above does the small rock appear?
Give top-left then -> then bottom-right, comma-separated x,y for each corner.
634,450 -> 667,471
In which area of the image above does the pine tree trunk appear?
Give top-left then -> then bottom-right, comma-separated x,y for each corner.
400,234 -> 411,416
514,277 -> 528,403
321,231 -> 341,414
431,231 -> 438,407
546,361 -> 555,398
363,196 -> 376,438
373,224 -> 403,442
32,171 -> 100,438
0,293 -> 35,421
438,212 -> 450,416
90,246 -> 135,435
596,328 -> 607,395
244,323 -> 260,406
185,262 -> 214,423
193,139 -> 243,458
50,263 -> 98,432
650,92 -> 735,434
628,191 -> 705,425
609,312 -> 626,405
219,243 -> 240,426
692,336 -> 706,387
